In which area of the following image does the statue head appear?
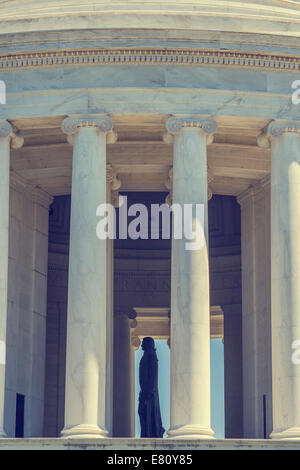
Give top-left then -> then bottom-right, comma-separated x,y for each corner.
141,337 -> 155,352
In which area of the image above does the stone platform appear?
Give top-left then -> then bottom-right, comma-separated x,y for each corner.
0,438 -> 300,450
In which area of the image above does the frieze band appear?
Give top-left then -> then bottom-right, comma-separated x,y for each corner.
1,48 -> 300,72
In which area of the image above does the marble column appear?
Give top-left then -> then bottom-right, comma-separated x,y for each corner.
113,309 -> 135,437
0,121 -> 23,437
61,116 -> 114,438
106,164 -> 120,436
165,117 -> 217,439
258,120 -> 300,439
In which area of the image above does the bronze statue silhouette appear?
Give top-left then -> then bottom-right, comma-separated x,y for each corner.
138,337 -> 165,438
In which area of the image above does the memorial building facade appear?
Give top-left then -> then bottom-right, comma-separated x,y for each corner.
0,0 -> 300,447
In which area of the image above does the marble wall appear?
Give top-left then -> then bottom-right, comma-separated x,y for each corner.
43,196 -> 70,437
238,180 -> 272,439
4,176 -> 51,437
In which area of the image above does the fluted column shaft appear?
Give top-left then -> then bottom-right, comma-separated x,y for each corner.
0,129 -> 10,439
166,117 -> 217,439
113,310 -> 135,437
0,121 -> 23,438
61,116 -> 113,438
260,121 -> 300,439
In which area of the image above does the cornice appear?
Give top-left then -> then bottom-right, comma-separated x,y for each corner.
1,48 -> 300,72
237,175 -> 270,207
237,187 -> 256,208
10,170 -> 53,207
1,1 -> 300,39
31,187 -> 54,209
1,30 -> 300,56
10,170 -> 30,192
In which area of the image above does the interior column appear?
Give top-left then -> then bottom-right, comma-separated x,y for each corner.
106,164 -> 120,436
113,309 -> 135,437
166,116 -> 217,439
0,121 -> 23,437
61,115 -> 113,438
261,120 -> 300,439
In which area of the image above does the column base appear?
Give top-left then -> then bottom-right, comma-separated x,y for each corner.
0,429 -> 7,438
61,424 -> 108,439
167,425 -> 214,440
270,427 -> 300,440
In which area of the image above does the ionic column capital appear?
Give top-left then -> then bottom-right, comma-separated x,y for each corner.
62,115 -> 115,144
165,116 -> 217,144
106,164 -> 121,191
0,120 -> 24,149
257,120 -> 300,149
106,164 -> 122,207
268,120 -> 300,138
207,165 -> 214,201
166,116 -> 217,135
164,167 -> 173,206
115,307 -> 138,340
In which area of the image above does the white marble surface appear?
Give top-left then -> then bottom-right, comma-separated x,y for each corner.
0,437 -> 299,450
105,185 -> 113,436
61,117 -> 112,438
113,311 -> 135,438
44,192 -> 243,437
0,0 -> 299,443
238,179 -> 272,438
1,85 -> 300,122
167,118 -> 215,439
0,124 -> 25,437
3,66 -> 300,94
0,128 -> 11,437
269,123 -> 300,439
0,1 -> 300,38
26,190 -> 52,437
4,175 -> 52,437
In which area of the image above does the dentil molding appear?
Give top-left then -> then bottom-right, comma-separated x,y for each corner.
1,48 -> 300,72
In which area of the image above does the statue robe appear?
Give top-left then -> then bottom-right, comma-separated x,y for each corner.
138,349 -> 165,438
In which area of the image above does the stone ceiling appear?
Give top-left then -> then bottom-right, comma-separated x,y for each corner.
10,114 -> 270,197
